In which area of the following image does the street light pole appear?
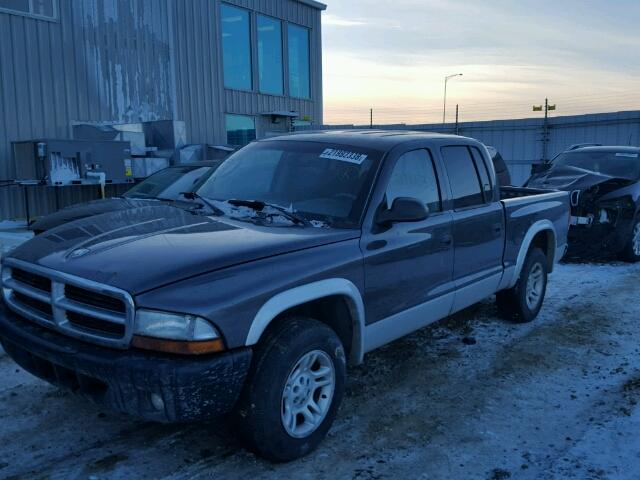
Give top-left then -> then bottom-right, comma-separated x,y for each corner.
443,73 -> 463,125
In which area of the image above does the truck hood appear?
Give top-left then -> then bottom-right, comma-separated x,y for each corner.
527,165 -> 633,192
7,205 -> 359,294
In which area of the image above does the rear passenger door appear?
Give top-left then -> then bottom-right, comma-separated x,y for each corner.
440,145 -> 504,312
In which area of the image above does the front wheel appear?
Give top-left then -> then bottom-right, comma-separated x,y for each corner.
497,248 -> 548,323
621,217 -> 640,263
233,317 -> 346,462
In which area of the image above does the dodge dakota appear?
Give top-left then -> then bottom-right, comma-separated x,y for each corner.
0,131 -> 570,461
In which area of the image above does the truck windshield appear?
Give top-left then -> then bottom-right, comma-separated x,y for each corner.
553,151 -> 640,180
196,140 -> 382,228
124,165 -> 215,200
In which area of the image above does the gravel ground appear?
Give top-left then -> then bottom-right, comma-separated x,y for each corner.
1,256 -> 639,479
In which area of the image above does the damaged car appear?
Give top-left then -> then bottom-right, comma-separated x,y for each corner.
526,146 -> 640,261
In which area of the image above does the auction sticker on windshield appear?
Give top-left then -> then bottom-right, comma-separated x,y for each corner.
320,148 -> 368,164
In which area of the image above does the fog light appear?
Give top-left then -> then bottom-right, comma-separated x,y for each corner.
598,209 -> 611,224
151,393 -> 165,411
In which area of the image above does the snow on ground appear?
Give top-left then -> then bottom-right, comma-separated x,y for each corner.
0,222 -> 33,257
0,255 -> 639,479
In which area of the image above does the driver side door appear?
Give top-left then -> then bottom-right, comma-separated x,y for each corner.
361,148 -> 454,350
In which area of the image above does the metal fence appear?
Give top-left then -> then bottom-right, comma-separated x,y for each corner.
305,110 -> 640,186
0,183 -> 131,222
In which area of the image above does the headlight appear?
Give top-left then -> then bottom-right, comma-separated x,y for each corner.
132,309 -> 225,355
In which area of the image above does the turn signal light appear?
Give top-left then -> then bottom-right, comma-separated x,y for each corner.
131,335 -> 225,355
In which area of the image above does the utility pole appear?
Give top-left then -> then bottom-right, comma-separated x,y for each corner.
443,73 -> 463,125
455,104 -> 459,135
370,108 -> 373,129
533,98 -> 556,162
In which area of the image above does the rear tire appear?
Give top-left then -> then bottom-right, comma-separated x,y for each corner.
621,217 -> 640,263
233,317 -> 346,462
497,248 -> 548,323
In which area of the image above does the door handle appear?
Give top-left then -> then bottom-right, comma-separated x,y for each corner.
492,223 -> 502,234
441,234 -> 453,245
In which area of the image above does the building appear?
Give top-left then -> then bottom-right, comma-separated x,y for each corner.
0,0 -> 326,193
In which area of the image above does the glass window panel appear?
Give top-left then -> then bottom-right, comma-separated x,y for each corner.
32,0 -> 53,17
386,149 -> 441,213
226,114 -> 256,147
470,147 -> 493,200
257,15 -> 283,95
288,24 -> 310,99
0,0 -> 30,13
441,146 -> 484,209
221,4 -> 252,91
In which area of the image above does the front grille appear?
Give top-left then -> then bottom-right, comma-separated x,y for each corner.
13,292 -> 53,317
1,259 -> 134,348
67,311 -> 126,336
65,284 -> 126,313
12,268 -> 51,292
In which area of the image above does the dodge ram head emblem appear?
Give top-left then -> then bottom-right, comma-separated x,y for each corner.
69,248 -> 91,258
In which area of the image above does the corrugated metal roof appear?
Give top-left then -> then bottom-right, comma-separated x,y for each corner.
295,0 -> 327,10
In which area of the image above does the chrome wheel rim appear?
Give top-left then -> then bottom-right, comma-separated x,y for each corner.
632,223 -> 640,256
281,350 -> 335,439
525,263 -> 544,310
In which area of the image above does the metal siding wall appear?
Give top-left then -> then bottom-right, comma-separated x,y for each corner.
0,0 -> 175,219
1,0 -> 324,220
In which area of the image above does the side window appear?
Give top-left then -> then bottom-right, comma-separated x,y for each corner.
385,149 -> 441,213
470,147 -> 493,201
441,146 -> 484,209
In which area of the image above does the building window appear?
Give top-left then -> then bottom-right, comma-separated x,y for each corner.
221,4 -> 252,91
0,0 -> 57,20
288,24 -> 311,99
257,15 -> 284,96
226,114 -> 256,146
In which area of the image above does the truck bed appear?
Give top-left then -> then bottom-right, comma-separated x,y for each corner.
500,186 -> 570,275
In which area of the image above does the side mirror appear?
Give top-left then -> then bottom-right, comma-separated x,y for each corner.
376,197 -> 429,225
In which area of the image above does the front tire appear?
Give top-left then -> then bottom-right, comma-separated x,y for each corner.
233,317 -> 346,462
497,248 -> 548,323
621,217 -> 640,263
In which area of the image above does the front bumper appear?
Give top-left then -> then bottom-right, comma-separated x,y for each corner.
567,218 -> 635,257
0,301 -> 252,422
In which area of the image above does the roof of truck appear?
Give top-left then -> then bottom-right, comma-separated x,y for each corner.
262,130 -> 475,150
571,146 -> 640,153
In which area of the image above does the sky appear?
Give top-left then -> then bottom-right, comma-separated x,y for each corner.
320,0 -> 640,125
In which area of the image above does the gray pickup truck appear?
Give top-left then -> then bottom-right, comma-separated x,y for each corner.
0,131 -> 569,462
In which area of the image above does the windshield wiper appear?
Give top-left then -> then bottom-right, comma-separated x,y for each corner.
227,199 -> 310,227
181,191 -> 225,215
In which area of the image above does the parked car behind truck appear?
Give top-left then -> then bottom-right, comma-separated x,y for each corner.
526,146 -> 640,261
29,161 -> 221,234
0,131 -> 570,461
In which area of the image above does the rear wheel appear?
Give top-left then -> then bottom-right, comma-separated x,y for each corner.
497,248 -> 548,323
233,317 -> 346,462
621,217 -> 640,263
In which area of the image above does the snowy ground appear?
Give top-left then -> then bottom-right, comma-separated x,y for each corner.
0,235 -> 639,479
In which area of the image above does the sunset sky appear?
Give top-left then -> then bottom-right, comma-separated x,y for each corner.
320,0 -> 640,125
